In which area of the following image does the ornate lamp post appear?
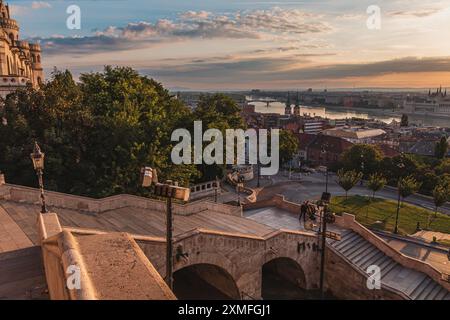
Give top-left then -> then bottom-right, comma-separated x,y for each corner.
30,141 -> 47,213
236,175 -> 244,206
140,167 -> 190,290
321,143 -> 329,193
394,154 -> 405,234
214,176 -> 219,203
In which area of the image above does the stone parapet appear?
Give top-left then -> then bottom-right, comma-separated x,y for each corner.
37,211 -> 176,300
1,183 -> 242,217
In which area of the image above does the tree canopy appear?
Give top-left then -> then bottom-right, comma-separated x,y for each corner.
0,67 -> 245,198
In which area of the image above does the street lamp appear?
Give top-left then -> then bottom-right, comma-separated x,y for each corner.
236,175 -> 244,206
394,154 -> 405,234
30,141 -> 47,213
214,176 -> 219,203
318,191 -> 333,299
321,143 -> 329,193
140,167 -> 190,290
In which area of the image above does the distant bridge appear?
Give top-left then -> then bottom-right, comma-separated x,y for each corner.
246,99 -> 280,107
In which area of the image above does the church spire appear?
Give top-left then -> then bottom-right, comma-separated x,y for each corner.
284,92 -> 292,115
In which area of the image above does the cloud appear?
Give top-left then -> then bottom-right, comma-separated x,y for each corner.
139,56 -> 450,85
35,7 -> 332,55
10,1 -> 51,15
387,8 -> 442,18
31,1 -> 52,10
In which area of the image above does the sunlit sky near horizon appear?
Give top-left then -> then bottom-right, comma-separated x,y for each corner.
8,0 -> 450,90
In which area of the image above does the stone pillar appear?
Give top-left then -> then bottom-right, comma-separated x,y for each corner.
0,173 -> 5,185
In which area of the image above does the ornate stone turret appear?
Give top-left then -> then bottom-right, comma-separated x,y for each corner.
0,0 -> 43,96
285,92 -> 292,115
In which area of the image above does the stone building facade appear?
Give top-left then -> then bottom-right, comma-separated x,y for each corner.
0,0 -> 43,97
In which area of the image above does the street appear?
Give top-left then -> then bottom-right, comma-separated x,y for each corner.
257,171 -> 450,215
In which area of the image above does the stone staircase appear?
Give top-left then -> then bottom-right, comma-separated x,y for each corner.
327,230 -> 450,300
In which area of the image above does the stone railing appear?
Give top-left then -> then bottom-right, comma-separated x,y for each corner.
226,173 -> 257,203
38,213 -> 176,300
243,194 -> 300,215
0,183 -> 242,217
189,180 -> 221,201
334,213 -> 450,291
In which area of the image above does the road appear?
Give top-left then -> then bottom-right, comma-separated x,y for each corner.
258,171 -> 450,215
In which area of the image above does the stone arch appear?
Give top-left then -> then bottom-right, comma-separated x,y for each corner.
261,257 -> 310,299
173,263 -> 241,300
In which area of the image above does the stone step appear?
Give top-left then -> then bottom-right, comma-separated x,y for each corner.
433,286 -> 449,300
328,229 -> 450,300
380,260 -> 399,278
343,239 -> 372,258
339,236 -> 366,254
410,277 -> 432,300
415,279 -> 437,300
424,282 -> 444,300
360,251 -> 385,270
333,232 -> 359,250
352,246 -> 380,267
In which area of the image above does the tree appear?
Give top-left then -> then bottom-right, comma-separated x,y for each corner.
192,93 -> 246,182
435,136 -> 449,159
400,114 -> 409,127
432,181 -> 449,218
340,144 -> 383,177
367,173 -> 387,199
398,175 -> 422,199
0,66 -> 200,197
279,130 -> 299,167
336,169 -> 363,199
394,175 -> 422,233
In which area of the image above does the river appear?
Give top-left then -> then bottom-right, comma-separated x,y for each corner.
250,101 -> 450,127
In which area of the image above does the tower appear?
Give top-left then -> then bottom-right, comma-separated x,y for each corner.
285,92 -> 292,115
0,0 -> 43,97
293,91 -> 300,116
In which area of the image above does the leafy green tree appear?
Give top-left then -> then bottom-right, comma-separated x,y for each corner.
340,144 -> 383,177
394,175 -> 421,234
432,181 -> 449,217
367,173 -> 387,199
398,175 -> 422,199
192,93 -> 246,182
435,136 -> 449,159
0,66 -> 200,197
336,169 -> 363,199
279,130 -> 299,166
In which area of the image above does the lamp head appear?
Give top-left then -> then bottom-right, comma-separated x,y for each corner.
30,141 -> 45,171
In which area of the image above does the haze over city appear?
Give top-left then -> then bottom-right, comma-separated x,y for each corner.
10,0 -> 450,90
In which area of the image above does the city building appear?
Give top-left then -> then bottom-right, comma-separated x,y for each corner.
293,91 -> 301,116
322,127 -> 386,144
403,87 -> 450,117
0,0 -> 43,97
284,92 -> 292,115
307,135 -> 354,167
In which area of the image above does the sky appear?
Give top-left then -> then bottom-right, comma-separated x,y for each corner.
8,0 -> 450,90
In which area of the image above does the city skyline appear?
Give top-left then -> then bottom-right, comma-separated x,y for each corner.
10,0 -> 450,90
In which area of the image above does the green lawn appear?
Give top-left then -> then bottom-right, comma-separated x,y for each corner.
330,195 -> 450,235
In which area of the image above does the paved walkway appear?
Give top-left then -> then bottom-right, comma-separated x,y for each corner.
0,205 -> 33,253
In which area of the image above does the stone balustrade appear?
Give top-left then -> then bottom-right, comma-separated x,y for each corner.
0,182 -> 242,217
37,212 -> 176,300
